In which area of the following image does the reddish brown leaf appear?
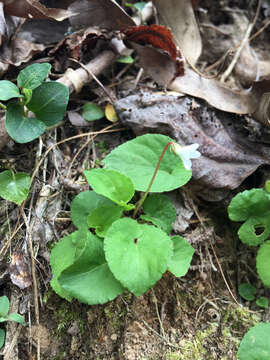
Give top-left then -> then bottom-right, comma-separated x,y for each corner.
123,24 -> 184,85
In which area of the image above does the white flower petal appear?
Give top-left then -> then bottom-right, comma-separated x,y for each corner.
171,142 -> 201,170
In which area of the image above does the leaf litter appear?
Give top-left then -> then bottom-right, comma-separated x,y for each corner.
0,0 -> 270,359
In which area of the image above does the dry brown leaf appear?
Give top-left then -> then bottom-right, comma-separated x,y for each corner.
0,37 -> 45,66
68,0 -> 135,30
169,68 -> 256,114
114,91 -> 270,191
152,0 -> 202,65
8,252 -> 32,289
2,0 -> 74,20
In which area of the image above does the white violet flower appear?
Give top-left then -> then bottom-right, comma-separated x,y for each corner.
171,143 -> 201,170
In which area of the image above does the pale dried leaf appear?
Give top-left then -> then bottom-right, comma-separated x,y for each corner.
169,68 -> 256,114
153,0 -> 202,65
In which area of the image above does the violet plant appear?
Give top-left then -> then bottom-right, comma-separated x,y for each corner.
50,134 -> 200,304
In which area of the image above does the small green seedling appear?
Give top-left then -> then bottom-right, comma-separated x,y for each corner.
238,283 -> 269,308
82,102 -> 105,122
0,296 -> 26,349
238,283 -> 256,301
228,185 -> 270,288
237,322 -> 270,359
0,169 -> 30,205
0,63 -> 69,143
50,134 -> 200,304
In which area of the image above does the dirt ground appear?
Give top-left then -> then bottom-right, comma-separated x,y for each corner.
0,0 -> 270,359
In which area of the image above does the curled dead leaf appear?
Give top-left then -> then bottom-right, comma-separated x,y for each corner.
2,0 -> 74,20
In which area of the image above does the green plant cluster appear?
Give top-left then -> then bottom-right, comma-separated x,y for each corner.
0,296 -> 25,349
50,134 -> 195,304
0,63 -> 69,143
228,185 -> 270,288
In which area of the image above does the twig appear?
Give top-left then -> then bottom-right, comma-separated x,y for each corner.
66,123 -> 120,178
221,0 -> 262,82
3,325 -> 22,360
20,209 -> 40,360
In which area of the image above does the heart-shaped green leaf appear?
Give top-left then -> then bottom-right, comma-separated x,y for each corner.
140,194 -> 176,234
88,204 -> 124,237
228,189 -> 270,246
50,231 -> 84,301
17,63 -> 51,90
104,218 -> 172,296
59,232 -> 124,304
70,191 -> 114,230
0,170 -> 30,205
102,134 -> 191,192
84,168 -> 134,208
5,102 -> 46,143
0,81 -> 22,101
27,82 -> 69,126
168,235 -> 194,277
237,323 -> 270,360
256,241 -> 270,288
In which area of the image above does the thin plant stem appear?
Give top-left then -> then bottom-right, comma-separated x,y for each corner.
133,141 -> 173,217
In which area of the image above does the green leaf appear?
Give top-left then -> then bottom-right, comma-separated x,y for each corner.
0,170 -> 30,205
237,323 -> 270,360
102,134 -> 192,192
0,328 -> 5,349
7,313 -> 26,325
238,283 -> 256,301
104,218 -> 172,296
27,82 -> 69,126
22,88 -> 32,105
0,81 -> 22,101
17,63 -> 51,90
84,169 -> 135,208
228,189 -> 270,221
50,231 -> 84,301
0,296 -> 9,317
88,204 -> 124,237
228,189 -> 270,246
140,194 -> 176,234
237,216 -> 270,246
82,103 -> 104,121
256,241 -> 270,288
117,55 -> 134,64
59,232 -> 124,305
168,235 -> 194,277
5,102 -> 46,143
256,297 -> 269,309
0,318 -> 6,323
70,191 -> 114,230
